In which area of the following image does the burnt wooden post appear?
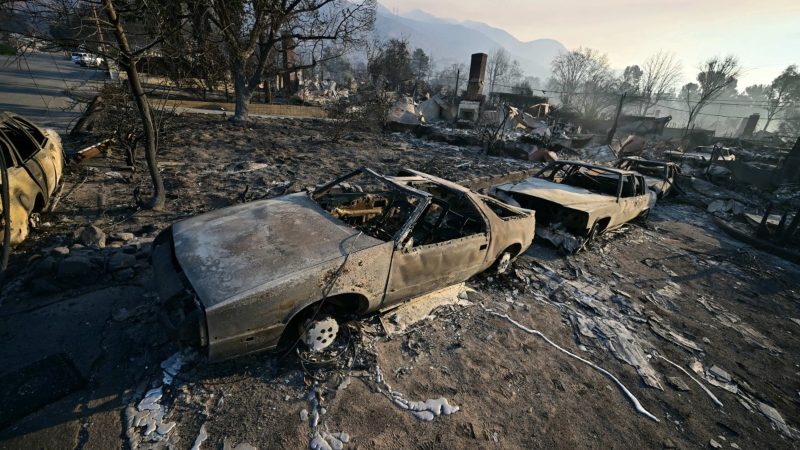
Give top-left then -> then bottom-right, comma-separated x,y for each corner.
781,137 -> 800,183
784,208 -> 800,240
757,202 -> 773,238
776,210 -> 789,236
606,92 -> 626,146
70,95 -> 103,136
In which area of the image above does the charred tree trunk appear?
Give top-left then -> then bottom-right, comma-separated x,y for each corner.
762,115 -> 773,132
102,0 -> 165,210
231,61 -> 253,123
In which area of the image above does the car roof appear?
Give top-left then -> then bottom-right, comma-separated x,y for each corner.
313,167 -> 432,200
392,167 -> 472,193
618,157 -> 677,166
550,160 -> 636,176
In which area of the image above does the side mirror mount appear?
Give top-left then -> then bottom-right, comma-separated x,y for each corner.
401,237 -> 414,253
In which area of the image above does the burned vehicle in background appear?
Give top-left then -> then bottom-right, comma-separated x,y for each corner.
152,168 -> 535,361
0,113 -> 64,245
664,144 -> 736,165
615,157 -> 680,198
489,160 -> 653,253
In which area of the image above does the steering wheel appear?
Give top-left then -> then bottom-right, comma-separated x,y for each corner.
418,199 -> 450,244
376,196 -> 413,232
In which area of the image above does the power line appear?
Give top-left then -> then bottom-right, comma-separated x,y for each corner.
653,103 -> 754,120
433,76 -> 796,108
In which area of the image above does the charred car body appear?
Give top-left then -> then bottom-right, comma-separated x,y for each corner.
152,168 -> 535,360
0,113 -> 64,245
614,157 -> 680,198
489,160 -> 654,252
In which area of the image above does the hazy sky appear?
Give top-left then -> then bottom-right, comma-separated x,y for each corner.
380,0 -> 800,89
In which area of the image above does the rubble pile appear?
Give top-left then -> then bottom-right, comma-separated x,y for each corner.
7,225 -> 152,297
296,80 -> 349,106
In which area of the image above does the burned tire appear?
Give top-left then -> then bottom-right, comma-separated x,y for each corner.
568,221 -> 600,254
586,221 -> 600,242
494,251 -> 513,275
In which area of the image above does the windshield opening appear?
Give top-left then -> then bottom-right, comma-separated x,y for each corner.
312,169 -> 423,242
538,163 -> 622,197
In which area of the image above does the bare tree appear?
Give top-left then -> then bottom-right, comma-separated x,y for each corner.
684,55 -> 741,134
486,48 -> 521,94
411,48 -> 430,82
429,62 -> 465,97
763,64 -> 800,131
101,0 -> 164,209
368,38 -> 413,92
637,50 -> 682,116
620,65 -> 643,94
550,47 -> 616,119
778,104 -> 800,137
550,47 -> 609,110
202,0 -> 375,123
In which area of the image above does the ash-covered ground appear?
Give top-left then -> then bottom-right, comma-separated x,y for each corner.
1,115 -> 798,450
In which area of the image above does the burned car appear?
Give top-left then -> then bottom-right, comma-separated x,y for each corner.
489,160 -> 654,253
0,113 -> 64,245
152,168 -> 535,360
614,157 -> 680,198
664,144 -> 736,163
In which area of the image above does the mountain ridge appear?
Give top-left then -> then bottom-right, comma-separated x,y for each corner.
372,6 -> 567,81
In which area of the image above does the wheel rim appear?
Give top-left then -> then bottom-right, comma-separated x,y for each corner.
302,317 -> 339,352
497,252 -> 512,274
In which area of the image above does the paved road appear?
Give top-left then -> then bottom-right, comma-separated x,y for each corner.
0,52 -> 106,132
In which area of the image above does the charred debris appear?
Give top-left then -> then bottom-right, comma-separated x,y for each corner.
372,52 -> 800,258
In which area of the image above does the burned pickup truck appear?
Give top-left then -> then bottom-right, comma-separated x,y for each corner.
489,160 -> 654,253
152,168 -> 534,360
614,157 -> 680,198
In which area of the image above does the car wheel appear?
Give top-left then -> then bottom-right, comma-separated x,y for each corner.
494,251 -> 512,275
301,316 -> 339,352
570,222 -> 600,254
29,212 -> 41,230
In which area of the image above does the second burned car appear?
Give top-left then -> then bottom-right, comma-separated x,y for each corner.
489,160 -> 654,253
152,168 -> 535,361
614,157 -> 680,198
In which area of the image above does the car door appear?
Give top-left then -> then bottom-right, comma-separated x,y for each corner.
1,118 -> 49,203
17,118 -> 60,198
0,133 -> 40,242
616,174 -> 648,224
383,194 -> 490,306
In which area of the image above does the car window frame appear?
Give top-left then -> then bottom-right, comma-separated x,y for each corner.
11,115 -> 47,148
311,167 -> 431,248
0,115 -> 43,162
0,133 -> 21,167
402,187 -> 489,249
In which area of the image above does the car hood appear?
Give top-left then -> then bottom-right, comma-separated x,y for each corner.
496,177 -> 617,213
171,193 -> 383,307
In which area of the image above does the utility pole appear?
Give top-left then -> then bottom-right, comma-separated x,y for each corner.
91,7 -> 106,56
606,92 -> 627,145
